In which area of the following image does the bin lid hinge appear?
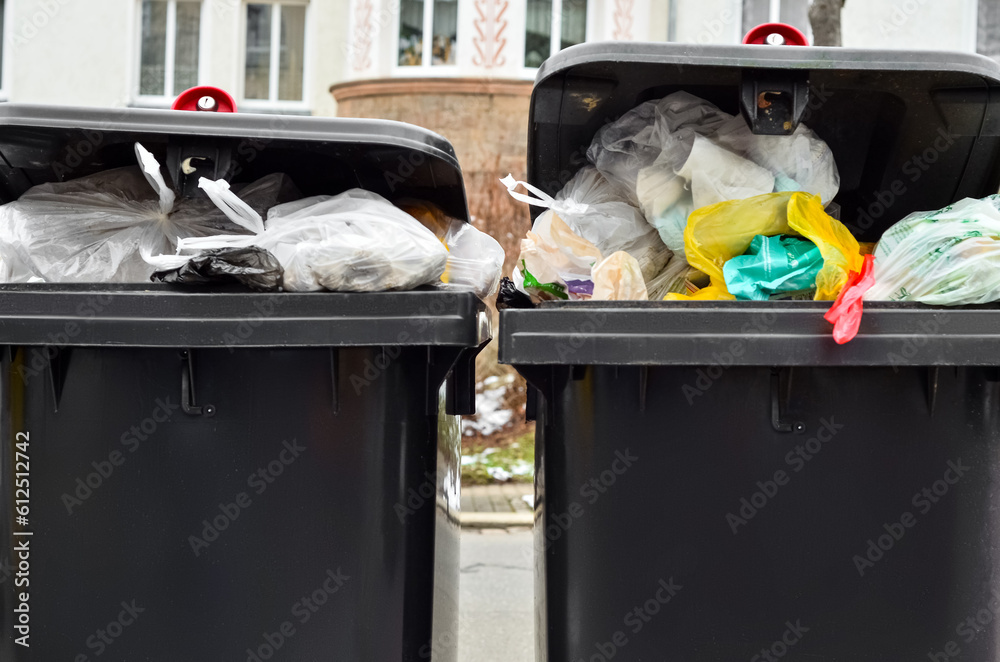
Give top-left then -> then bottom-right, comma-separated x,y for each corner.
740,69 -> 811,136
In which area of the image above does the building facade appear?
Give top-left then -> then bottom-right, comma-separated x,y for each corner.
0,0 -> 987,114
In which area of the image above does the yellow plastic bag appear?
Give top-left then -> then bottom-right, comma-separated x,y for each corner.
665,191 -> 862,301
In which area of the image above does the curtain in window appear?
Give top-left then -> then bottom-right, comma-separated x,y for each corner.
399,0 -> 424,65
279,4 -> 306,100
140,1 -> 168,95
561,0 -> 586,50
245,4 -> 272,99
525,0 -> 552,67
174,2 -> 200,93
979,0 -> 1000,60
433,0 -> 457,64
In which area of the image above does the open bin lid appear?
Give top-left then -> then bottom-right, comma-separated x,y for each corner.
0,105 -> 490,351
501,43 -> 1000,368
527,42 -> 1000,239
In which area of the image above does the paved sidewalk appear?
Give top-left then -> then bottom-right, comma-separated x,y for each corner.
459,529 -> 533,662
460,484 -> 534,528
461,483 -> 533,513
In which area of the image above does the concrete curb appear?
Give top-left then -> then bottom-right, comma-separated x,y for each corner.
459,512 -> 535,528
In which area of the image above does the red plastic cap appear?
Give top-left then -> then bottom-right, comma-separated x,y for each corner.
743,23 -> 809,46
171,86 -> 238,113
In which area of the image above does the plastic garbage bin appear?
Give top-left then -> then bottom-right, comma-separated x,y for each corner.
500,42 -> 1000,661
0,105 -> 489,661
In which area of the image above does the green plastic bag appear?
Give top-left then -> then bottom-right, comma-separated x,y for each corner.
723,234 -> 823,301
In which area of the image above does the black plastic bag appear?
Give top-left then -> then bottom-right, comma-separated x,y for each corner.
151,247 -> 283,291
496,277 -> 535,310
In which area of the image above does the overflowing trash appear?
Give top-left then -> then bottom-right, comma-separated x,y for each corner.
723,234 -> 823,301
154,189 -> 450,292
0,142 -> 503,298
151,247 -> 284,291
399,200 -> 506,298
665,191 -> 862,301
501,90 -> 847,309
865,196 -> 1000,305
0,144 -> 295,283
592,251 -> 648,301
587,91 -> 839,254
497,88 -> 1000,345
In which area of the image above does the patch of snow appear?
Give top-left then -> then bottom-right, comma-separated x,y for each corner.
487,466 -> 512,481
461,386 -> 514,436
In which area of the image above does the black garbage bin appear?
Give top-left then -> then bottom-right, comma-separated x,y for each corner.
500,42 -> 1000,661
0,106 -> 489,661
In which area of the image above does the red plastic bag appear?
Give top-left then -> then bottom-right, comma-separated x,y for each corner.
824,254 -> 875,344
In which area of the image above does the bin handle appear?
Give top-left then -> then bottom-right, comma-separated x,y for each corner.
743,23 -> 810,46
172,86 -> 238,113
180,350 -> 215,417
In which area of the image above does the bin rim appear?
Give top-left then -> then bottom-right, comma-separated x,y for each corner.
534,41 -> 1000,87
0,103 -> 462,172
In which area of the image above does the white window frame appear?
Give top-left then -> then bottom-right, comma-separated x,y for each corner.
240,0 -> 311,112
133,0 -> 206,107
0,0 -> 11,101
519,0 -> 595,77
392,0 -> 460,76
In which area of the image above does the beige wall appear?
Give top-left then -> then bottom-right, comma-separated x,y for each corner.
7,0 -> 135,106
3,0 -> 349,115
842,0 -> 977,52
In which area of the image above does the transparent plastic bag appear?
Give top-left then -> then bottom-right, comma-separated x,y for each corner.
588,91 -> 840,254
645,254 -> 707,300
665,192 -> 862,301
0,143 -> 293,283
592,251 -> 648,301
865,196 -> 1000,305
516,209 -> 602,300
501,171 -> 670,282
164,188 -> 449,293
399,200 -> 505,298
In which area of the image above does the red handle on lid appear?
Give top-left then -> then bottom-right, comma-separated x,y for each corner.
743,23 -> 809,46
172,86 -> 238,113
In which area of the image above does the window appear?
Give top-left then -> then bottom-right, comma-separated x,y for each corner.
525,0 -> 587,69
398,0 -> 457,67
742,0 -> 810,41
0,0 -> 7,96
138,0 -> 202,98
245,2 -> 307,104
979,0 -> 1000,60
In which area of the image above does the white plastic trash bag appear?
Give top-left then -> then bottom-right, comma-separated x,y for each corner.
865,195 -> 1000,305
167,189 -> 450,292
0,143 -> 291,283
588,91 -> 840,254
501,169 -> 670,282
399,200 -> 505,298
516,207 -> 603,299
592,251 -> 648,301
